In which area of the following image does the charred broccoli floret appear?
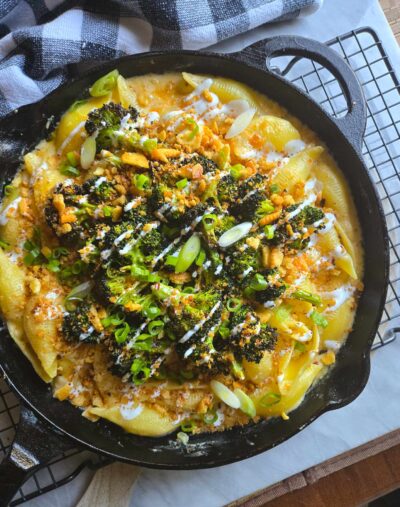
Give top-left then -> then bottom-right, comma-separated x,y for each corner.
252,284 -> 286,302
152,284 -> 221,338
229,305 -> 277,363
82,177 -> 118,204
85,102 -> 139,151
149,185 -> 206,227
216,174 -> 239,206
229,174 -> 269,219
225,242 -> 260,281
108,328 -> 166,382
292,205 -> 324,226
62,301 -> 100,343
269,205 -> 325,249
122,202 -> 148,227
230,189 -> 266,220
140,228 -> 164,256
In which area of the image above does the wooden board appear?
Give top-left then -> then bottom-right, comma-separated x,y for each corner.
380,0 -> 400,42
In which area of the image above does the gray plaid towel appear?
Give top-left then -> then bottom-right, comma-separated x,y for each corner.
0,0 -> 322,117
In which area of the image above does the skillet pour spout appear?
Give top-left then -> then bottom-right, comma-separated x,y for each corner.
0,35 -> 388,503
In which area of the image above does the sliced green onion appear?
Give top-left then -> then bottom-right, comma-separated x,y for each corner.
181,419 -> 197,433
218,222 -> 252,248
264,224 -> 275,239
203,411 -> 218,425
142,138 -> 157,154
103,205 -> 113,217
292,289 -> 322,306
135,333 -> 151,342
66,151 -> 79,166
80,136 -> 96,170
4,185 -> 18,200
60,164 -> 80,177
230,164 -> 245,180
176,178 -> 188,190
131,265 -> 150,279
210,380 -> 240,409
165,254 -> 178,267
227,297 -> 242,313
0,239 -> 9,249
69,99 -> 87,111
175,234 -> 201,273
310,310 -> 328,328
295,341 -> 307,353
143,305 -> 162,319
89,69 -> 119,97
195,248 -> 206,267
231,359 -> 245,380
269,184 -> 280,194
64,281 -> 93,310
250,273 -> 268,291
115,322 -> 130,344
152,283 -> 174,300
202,213 -> 217,231
257,200 -> 275,216
53,247 -> 69,258
148,320 -> 164,336
182,286 -> 195,294
101,312 -> 125,328
130,358 -> 151,385
47,259 -> 61,272
185,118 -> 199,141
234,388 -> 256,418
135,173 -> 150,190
23,238 -> 42,266
218,322 -> 230,339
132,339 -> 153,352
225,109 -> 256,140
177,431 -> 189,444
275,304 -> 291,322
259,392 -> 281,408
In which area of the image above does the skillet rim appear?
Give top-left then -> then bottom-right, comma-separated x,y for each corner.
0,47 -> 390,469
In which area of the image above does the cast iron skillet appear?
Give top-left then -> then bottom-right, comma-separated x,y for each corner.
0,36 -> 389,505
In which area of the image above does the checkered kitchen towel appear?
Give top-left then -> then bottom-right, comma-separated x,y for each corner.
0,0 -> 323,117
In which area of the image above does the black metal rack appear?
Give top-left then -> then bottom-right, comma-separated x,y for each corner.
0,26 -> 399,505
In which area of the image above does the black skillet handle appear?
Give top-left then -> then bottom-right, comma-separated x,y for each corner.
234,35 -> 367,154
0,405 -> 74,507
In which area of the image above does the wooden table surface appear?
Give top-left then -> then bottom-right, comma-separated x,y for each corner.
261,2 -> 400,506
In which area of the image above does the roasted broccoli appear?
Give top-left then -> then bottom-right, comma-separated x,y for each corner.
85,102 -> 139,151
229,305 -> 277,363
62,301 -> 101,344
216,174 -> 239,206
225,241 -> 260,281
140,228 -> 165,256
83,177 -> 118,204
251,284 -> 286,302
269,205 -> 325,250
228,174 -> 269,219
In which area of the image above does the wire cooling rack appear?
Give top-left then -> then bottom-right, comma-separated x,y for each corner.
0,26 -> 399,505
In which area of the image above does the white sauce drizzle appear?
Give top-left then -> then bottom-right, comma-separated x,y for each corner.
0,197 -> 21,225
119,402 -> 143,420
322,284 -> 356,313
179,301 -> 221,344
94,176 -> 107,188
57,121 -> 85,154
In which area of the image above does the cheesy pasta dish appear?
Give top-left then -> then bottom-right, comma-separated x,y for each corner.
0,70 -> 363,437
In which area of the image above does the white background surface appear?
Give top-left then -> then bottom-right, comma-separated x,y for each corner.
23,0 -> 400,505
